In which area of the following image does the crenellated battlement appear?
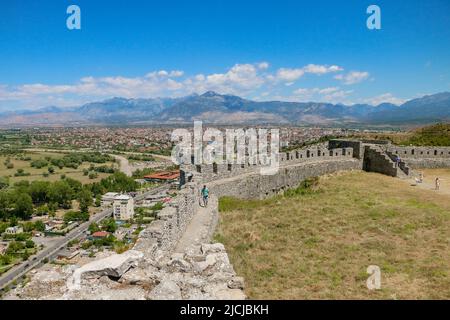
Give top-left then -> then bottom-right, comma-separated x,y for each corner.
387,146 -> 450,158
181,146 -> 355,183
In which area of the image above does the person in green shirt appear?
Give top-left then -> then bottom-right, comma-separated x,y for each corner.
201,185 -> 209,207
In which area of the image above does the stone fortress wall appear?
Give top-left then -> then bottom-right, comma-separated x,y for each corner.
386,146 -> 450,169
134,175 -> 202,260
143,140 -> 450,262
182,146 -> 357,197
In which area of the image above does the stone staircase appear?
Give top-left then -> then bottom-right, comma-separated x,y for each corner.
385,150 -> 413,179
363,144 -> 411,178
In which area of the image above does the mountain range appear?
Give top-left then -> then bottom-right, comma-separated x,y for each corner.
1,91 -> 449,127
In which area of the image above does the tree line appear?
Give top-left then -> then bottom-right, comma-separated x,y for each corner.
0,172 -> 138,222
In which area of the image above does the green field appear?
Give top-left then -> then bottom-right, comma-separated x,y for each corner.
216,170 -> 450,300
0,151 -> 116,184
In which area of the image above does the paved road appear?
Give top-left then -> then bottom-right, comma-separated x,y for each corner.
0,185 -> 168,291
111,154 -> 132,177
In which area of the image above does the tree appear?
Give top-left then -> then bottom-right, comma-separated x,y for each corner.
65,178 -> 82,194
0,191 -> 11,220
88,222 -> 100,233
63,211 -> 89,223
95,194 -> 101,207
100,172 -> 138,193
101,218 -> 117,233
22,221 -> 34,232
0,254 -> 12,265
34,220 -> 45,232
48,181 -> 73,209
77,189 -> 93,213
25,240 -> 35,248
48,166 -> 55,174
0,176 -> 9,189
13,180 -> 30,193
12,193 -> 33,220
35,204 -> 49,216
22,251 -> 30,261
29,181 -> 50,204
89,172 -> 98,180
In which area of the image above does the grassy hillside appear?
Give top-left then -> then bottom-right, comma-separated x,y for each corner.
215,170 -> 450,299
399,123 -> 450,146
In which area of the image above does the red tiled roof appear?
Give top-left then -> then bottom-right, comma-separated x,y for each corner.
92,231 -> 109,237
144,171 -> 180,180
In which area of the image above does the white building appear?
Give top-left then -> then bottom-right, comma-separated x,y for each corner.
101,192 -> 119,208
113,194 -> 134,221
5,226 -> 23,235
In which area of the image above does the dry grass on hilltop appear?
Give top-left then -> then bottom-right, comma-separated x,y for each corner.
215,170 -> 450,299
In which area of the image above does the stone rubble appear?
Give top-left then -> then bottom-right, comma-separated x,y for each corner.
3,243 -> 245,300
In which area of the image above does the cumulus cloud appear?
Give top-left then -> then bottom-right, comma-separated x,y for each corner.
363,93 -> 406,106
292,87 -> 353,103
274,64 -> 343,82
0,62 -> 367,110
334,71 -> 370,85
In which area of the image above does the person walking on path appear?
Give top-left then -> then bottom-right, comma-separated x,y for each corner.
435,177 -> 441,191
201,185 -> 209,207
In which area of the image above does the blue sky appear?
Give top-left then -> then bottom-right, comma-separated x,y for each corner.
0,0 -> 449,110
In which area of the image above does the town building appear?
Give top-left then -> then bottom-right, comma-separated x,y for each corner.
91,231 -> 110,239
144,171 -> 180,183
5,226 -> 24,235
113,194 -> 135,221
101,192 -> 120,208
56,249 -> 80,262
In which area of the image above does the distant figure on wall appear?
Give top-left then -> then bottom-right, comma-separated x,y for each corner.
201,185 -> 209,207
395,155 -> 401,168
435,177 -> 441,191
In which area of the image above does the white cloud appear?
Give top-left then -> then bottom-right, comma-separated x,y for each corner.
334,71 -> 370,85
292,87 -> 353,103
275,68 -> 305,82
0,62 -> 367,110
363,93 -> 406,106
274,64 -> 343,82
303,64 -> 343,75
257,62 -> 269,70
